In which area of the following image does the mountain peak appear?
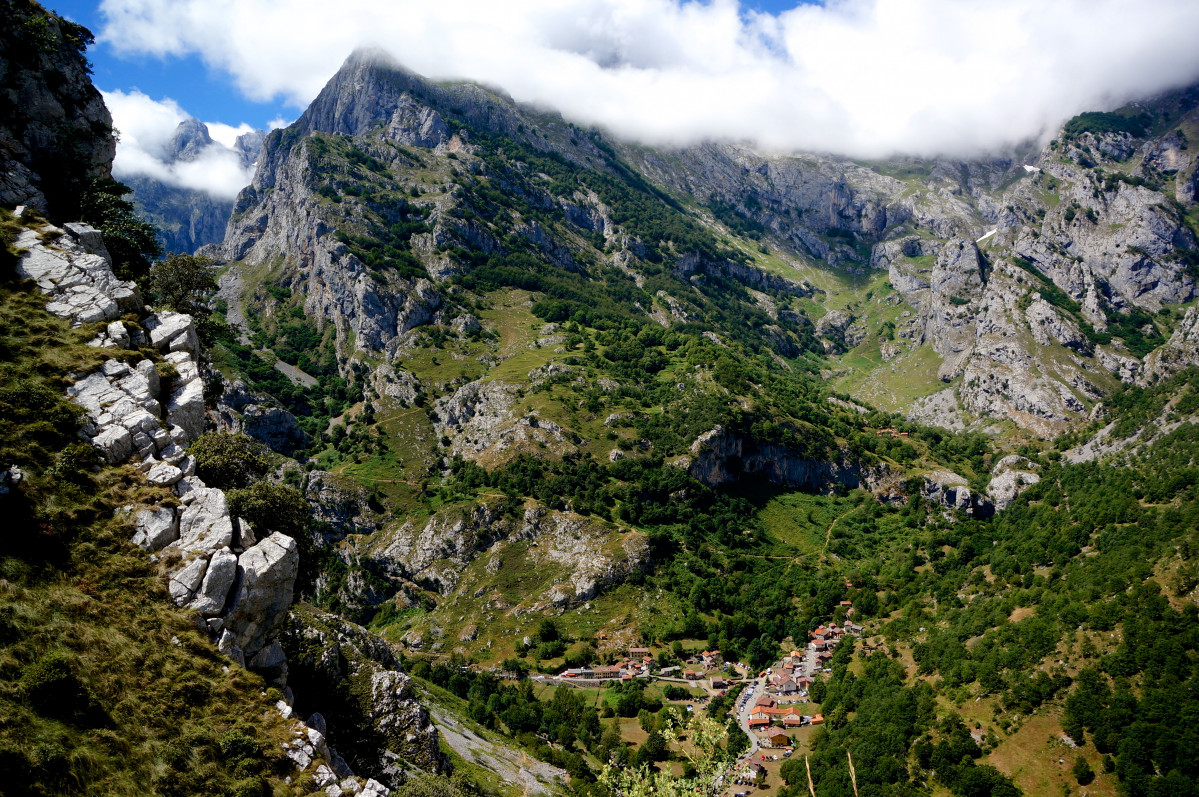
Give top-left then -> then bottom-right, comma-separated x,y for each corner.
165,117 -> 214,163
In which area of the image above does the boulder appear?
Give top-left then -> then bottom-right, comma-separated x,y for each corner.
187,547 -> 238,616
224,532 -> 300,658
166,378 -> 206,442
168,554 -> 208,605
146,461 -> 184,486
144,311 -> 199,355
132,507 -> 178,551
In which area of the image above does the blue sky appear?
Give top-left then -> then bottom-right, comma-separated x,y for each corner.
48,0 -> 294,129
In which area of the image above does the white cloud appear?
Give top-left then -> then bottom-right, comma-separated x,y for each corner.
97,0 -> 1199,158
103,89 -> 256,199
205,121 -> 256,148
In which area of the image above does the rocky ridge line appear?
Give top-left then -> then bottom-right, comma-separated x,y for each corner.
11,212 -> 402,796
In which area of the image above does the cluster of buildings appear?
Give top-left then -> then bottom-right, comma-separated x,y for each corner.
764,619 -> 862,694
748,693 -> 824,731
682,649 -> 723,679
561,647 -> 656,680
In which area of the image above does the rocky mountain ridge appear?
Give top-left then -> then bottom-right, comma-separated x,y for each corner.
214,50 -> 1199,447
0,0 -> 114,217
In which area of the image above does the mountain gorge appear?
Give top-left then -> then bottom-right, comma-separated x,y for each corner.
124,117 -> 265,255
4,6 -> 1199,797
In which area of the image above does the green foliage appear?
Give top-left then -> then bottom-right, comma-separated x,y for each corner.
149,253 -> 217,316
0,280 -> 296,797
1072,755 -> 1095,786
0,283 -> 105,564
190,432 -> 270,490
1063,111 -> 1150,139
77,178 -> 161,281
415,661 -> 603,779
226,481 -> 308,539
19,650 -> 107,726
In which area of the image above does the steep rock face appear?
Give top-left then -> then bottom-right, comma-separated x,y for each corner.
206,49 -> 626,371
364,500 -> 649,604
887,237 -> 987,380
684,425 -> 877,492
125,118 -> 266,253
1141,307 -> 1199,384
920,470 -> 994,518
211,378 -> 308,455
212,131 -> 443,362
282,607 -> 447,787
305,469 -> 380,539
628,142 -> 981,267
1011,176 -> 1196,314
0,1 -> 114,214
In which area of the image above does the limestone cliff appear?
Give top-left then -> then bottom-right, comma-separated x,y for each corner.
0,0 -> 114,216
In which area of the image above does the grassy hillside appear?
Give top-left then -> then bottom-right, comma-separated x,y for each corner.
0,273 -> 304,797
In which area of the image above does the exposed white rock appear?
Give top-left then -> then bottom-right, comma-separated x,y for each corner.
144,311 -> 199,355
921,470 -> 993,517
168,554 -> 208,604
132,507 -> 178,551
1141,307 -> 1199,384
188,547 -> 238,616
986,455 -> 1042,510
370,364 -> 422,406
224,532 -> 300,658
146,461 -> 184,486
14,223 -> 142,325
17,215 -> 303,683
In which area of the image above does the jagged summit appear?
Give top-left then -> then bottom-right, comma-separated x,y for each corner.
165,117 -> 215,162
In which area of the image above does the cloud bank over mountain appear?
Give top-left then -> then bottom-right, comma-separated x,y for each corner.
103,89 -> 262,199
97,0 -> 1199,158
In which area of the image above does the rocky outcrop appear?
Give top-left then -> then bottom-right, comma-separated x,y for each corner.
986,455 -> 1041,511
0,2 -> 115,214
684,425 -> 876,492
1140,307 -> 1199,384
14,220 -> 142,323
15,217 -> 299,666
370,363 -> 422,407
282,607 -> 447,788
212,378 -> 308,455
815,310 -> 865,354
921,470 -> 994,518
365,500 -> 649,604
305,469 -> 380,538
432,379 -> 574,463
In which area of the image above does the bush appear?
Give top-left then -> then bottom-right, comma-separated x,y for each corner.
149,253 -> 217,317
1073,755 -> 1095,785
190,433 -> 269,490
226,481 -> 308,538
20,651 -> 106,725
